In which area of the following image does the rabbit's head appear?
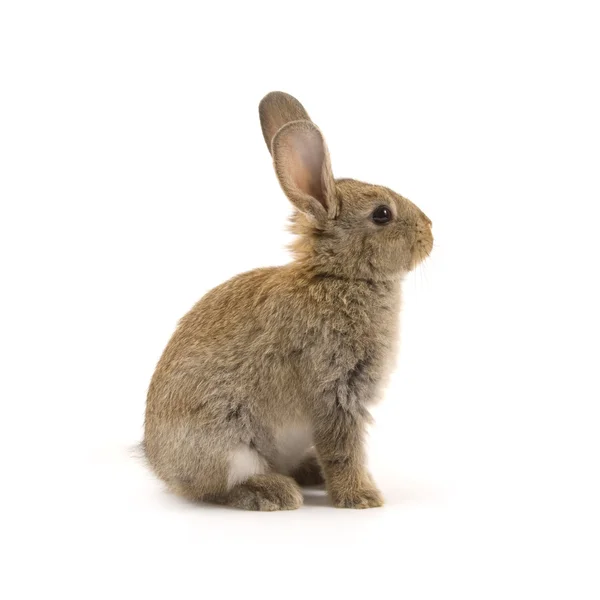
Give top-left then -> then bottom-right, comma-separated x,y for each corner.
260,92 -> 433,280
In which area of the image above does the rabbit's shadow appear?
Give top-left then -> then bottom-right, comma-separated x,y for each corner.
301,480 -> 440,508
302,486 -> 330,507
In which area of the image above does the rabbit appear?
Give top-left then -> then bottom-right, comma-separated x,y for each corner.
143,91 -> 433,510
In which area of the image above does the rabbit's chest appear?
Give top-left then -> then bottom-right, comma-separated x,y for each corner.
329,294 -> 399,361
321,316 -> 398,407
297,280 -> 401,405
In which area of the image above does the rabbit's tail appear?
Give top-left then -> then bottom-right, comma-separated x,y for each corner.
128,441 -> 147,462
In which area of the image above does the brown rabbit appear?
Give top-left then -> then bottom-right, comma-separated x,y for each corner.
144,92 -> 433,510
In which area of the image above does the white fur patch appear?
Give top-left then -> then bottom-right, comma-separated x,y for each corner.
274,423 -> 313,474
227,445 -> 267,489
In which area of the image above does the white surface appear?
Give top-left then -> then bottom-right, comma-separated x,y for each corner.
1,1 -> 599,598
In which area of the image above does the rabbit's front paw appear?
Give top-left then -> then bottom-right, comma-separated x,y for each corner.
331,485 -> 384,509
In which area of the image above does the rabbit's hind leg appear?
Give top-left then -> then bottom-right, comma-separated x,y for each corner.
171,442 -> 303,511
211,444 -> 303,511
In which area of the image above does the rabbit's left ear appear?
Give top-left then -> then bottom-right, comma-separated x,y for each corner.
259,92 -> 312,155
271,120 -> 338,221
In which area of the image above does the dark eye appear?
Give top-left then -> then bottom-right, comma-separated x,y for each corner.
371,205 -> 392,225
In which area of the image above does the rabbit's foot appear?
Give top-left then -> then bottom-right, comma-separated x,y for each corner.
226,474 -> 303,511
330,485 -> 384,509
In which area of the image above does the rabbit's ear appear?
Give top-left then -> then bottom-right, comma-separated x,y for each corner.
272,120 -> 337,220
259,92 -> 311,155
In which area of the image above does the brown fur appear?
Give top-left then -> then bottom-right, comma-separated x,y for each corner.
144,92 -> 433,510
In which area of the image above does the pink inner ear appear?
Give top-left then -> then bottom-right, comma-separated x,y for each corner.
288,129 -> 326,207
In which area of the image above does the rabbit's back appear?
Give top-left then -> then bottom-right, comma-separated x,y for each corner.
145,266 -> 289,418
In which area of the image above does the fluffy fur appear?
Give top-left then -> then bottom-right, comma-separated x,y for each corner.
144,92 -> 433,510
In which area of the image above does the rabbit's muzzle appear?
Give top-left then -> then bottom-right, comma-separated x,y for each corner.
410,215 -> 433,269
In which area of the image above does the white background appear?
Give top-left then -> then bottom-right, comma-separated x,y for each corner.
1,1 -> 599,598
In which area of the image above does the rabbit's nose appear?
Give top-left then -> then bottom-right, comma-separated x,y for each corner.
421,213 -> 432,227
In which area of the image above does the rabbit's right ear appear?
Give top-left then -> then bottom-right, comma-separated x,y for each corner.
271,120 -> 337,221
259,92 -> 311,155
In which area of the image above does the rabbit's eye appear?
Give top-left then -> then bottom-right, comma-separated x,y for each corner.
372,205 -> 392,225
